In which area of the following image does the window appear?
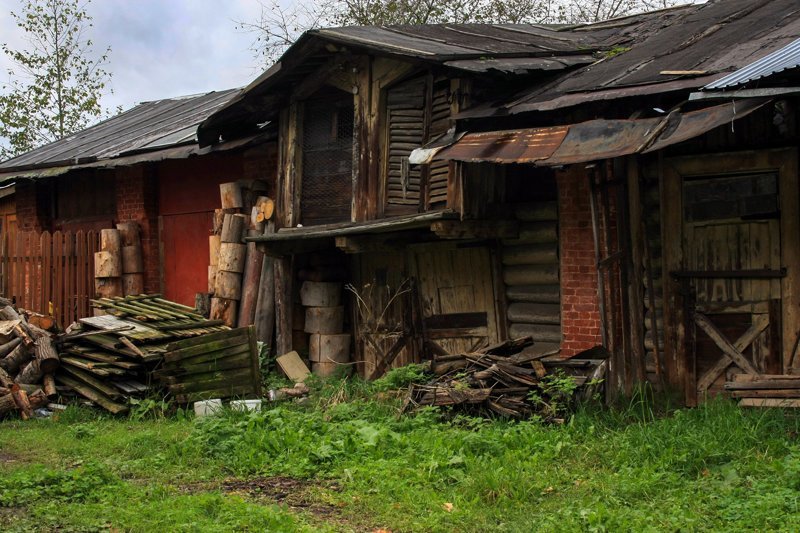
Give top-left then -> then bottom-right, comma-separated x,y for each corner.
55,171 -> 115,222
301,88 -> 353,226
683,172 -> 778,222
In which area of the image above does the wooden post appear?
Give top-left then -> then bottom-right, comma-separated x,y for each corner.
274,256 -> 293,356
237,240 -> 264,327
254,223 -> 276,347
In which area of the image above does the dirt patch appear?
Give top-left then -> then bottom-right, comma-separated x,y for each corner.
0,451 -> 19,464
222,476 -> 342,519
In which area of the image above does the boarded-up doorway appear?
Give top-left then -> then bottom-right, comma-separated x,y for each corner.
662,149 -> 800,404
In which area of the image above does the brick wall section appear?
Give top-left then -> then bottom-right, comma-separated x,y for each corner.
14,182 -> 47,232
115,165 -> 160,293
556,166 -> 603,356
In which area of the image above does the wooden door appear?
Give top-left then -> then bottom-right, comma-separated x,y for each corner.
411,245 -> 500,355
662,149 -> 800,404
161,212 -> 213,306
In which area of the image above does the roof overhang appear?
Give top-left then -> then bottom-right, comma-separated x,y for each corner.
0,133 -> 273,185
418,98 -> 767,166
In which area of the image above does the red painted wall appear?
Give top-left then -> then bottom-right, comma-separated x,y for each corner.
556,166 -> 603,356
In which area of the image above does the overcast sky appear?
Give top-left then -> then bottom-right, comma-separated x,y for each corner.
0,0 -> 268,112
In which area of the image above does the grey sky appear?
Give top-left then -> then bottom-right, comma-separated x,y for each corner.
0,0 -> 267,111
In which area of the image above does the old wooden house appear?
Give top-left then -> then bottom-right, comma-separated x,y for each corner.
207,0 -> 800,403
0,90 -> 277,319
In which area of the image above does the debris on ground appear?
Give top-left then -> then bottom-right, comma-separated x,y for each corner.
403,338 -> 607,421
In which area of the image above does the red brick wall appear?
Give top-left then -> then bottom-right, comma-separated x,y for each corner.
557,166 -> 603,356
115,165 -> 160,293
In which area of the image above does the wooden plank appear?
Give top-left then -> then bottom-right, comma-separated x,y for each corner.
164,327 -> 247,352
739,398 -> 800,408
162,344 -> 252,367
724,379 -> 800,390
163,335 -> 250,362
694,313 -> 759,375
730,389 -> 800,398
696,314 -> 770,392
276,351 -> 310,382
55,374 -> 128,414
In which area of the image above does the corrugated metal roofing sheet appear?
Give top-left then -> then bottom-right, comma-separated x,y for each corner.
0,89 -> 240,171
704,37 -> 800,90
429,99 -> 767,166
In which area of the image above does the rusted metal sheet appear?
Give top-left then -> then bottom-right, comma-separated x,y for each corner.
543,118 -> 660,166
643,98 -> 767,153
433,100 -> 768,166
433,126 -> 568,164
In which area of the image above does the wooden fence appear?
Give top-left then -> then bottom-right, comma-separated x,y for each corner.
0,230 -> 100,327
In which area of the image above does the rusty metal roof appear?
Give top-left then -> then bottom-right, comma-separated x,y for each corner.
469,0 -> 800,117
704,37 -> 800,90
430,99 -> 767,166
0,89 -> 239,172
434,126 -> 568,164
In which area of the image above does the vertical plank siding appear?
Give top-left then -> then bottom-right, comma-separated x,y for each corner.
1,230 -> 99,327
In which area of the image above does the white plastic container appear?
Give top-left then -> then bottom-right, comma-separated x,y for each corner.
194,399 -> 223,417
230,399 -> 262,412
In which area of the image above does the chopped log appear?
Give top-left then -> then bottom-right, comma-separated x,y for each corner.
122,245 -> 144,273
299,281 -> 342,307
214,270 -> 243,300
0,366 -> 13,387
309,333 -> 351,363
237,242 -> 264,327
250,206 -> 265,232
312,361 -> 344,377
220,182 -> 244,209
43,374 -> 56,397
0,343 -> 33,373
25,313 -> 56,331
208,266 -> 218,293
209,235 -> 221,266
213,209 -> 226,235
30,324 -> 59,374
257,196 -> 275,220
122,273 -> 145,296
116,221 -> 140,246
15,359 -> 42,384
95,277 -> 123,299
304,307 -> 344,334
210,297 -> 238,327
220,213 -> 247,243
0,337 -> 22,358
218,242 -> 247,273
0,306 -> 34,346
94,250 -> 122,278
100,228 -> 122,253
195,293 -> 211,318
0,393 -> 16,417
10,384 -> 33,420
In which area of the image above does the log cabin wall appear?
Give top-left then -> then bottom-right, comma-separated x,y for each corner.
500,168 -> 561,354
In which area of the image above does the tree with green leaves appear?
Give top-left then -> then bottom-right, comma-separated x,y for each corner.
0,0 -> 114,161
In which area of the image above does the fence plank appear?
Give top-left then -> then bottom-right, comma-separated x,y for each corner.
65,232 -> 75,326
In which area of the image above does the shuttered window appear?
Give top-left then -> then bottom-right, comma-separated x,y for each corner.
301,89 -> 354,226
384,76 -> 451,214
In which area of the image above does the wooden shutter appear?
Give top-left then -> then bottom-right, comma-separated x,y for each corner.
427,81 -> 451,207
385,77 -> 426,213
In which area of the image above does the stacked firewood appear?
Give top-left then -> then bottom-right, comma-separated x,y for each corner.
207,181 -> 275,331
404,339 -> 607,420
0,298 -> 61,419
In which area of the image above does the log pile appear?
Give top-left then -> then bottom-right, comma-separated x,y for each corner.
725,374 -> 800,408
0,299 -> 60,419
94,223 -> 146,300
1,294 -> 246,418
207,181 -> 275,332
404,339 -> 608,420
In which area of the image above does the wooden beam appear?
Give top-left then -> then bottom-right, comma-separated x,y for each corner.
696,314 -> 769,393
430,220 -> 518,240
694,313 -> 759,375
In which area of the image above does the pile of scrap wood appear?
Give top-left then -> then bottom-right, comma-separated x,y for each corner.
1,294 -> 263,418
725,374 -> 800,408
403,338 -> 607,420
0,298 -> 61,419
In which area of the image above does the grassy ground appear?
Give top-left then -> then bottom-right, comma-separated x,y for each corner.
2,373 -> 800,532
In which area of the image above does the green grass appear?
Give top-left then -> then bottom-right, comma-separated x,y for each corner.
2,375 -> 800,532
